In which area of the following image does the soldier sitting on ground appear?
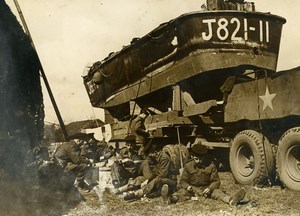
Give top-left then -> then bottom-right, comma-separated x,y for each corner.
23,145 -> 74,191
23,145 -> 51,186
169,144 -> 246,206
54,139 -> 93,190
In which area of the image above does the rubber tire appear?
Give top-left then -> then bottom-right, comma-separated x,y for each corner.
277,127 -> 300,191
230,130 -> 275,185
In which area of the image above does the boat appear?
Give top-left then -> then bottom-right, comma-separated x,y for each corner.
82,1 -> 286,120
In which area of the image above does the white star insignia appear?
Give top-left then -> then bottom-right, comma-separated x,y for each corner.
259,86 -> 276,111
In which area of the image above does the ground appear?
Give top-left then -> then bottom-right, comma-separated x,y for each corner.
65,172 -> 300,216
1,172 -> 299,216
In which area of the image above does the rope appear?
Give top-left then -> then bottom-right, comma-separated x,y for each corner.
90,106 -> 101,128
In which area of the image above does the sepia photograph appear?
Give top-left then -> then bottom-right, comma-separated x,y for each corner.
1,0 -> 300,215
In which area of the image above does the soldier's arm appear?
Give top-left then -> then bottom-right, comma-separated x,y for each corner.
141,159 -> 155,180
68,144 -> 91,165
208,164 -> 221,191
156,155 -> 171,178
135,119 -> 150,137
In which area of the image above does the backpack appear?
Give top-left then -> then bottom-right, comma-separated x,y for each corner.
162,144 -> 190,175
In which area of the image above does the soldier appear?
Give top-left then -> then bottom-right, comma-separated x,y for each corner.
110,143 -> 143,188
96,138 -> 114,162
130,109 -> 151,156
23,146 -> 51,185
123,144 -> 187,201
80,140 -> 93,160
54,139 -> 92,190
112,150 -> 157,194
169,144 -> 246,206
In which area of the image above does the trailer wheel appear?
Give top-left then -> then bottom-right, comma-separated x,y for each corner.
277,127 -> 300,191
230,130 -> 274,185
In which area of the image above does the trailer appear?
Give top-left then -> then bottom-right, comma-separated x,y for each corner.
82,1 -> 300,191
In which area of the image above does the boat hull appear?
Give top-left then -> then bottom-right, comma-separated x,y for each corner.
83,11 -> 286,110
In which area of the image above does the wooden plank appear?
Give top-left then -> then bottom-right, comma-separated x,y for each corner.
183,100 -> 217,117
202,141 -> 231,148
172,85 -> 182,111
182,91 -> 196,106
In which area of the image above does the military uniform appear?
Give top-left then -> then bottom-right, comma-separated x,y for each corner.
113,157 -> 156,194
23,146 -> 50,184
172,158 -> 246,205
179,159 -> 220,190
54,140 -> 91,187
131,113 -> 151,155
123,148 -> 177,200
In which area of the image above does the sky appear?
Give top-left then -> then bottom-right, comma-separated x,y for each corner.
5,0 -> 300,124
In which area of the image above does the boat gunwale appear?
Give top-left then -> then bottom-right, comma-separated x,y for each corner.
91,10 -> 286,71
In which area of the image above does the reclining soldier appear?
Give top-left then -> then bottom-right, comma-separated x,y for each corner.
122,144 -> 187,201
169,144 -> 246,206
112,150 -> 158,194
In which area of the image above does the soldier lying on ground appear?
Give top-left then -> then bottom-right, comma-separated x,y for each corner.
110,145 -> 143,188
167,144 -> 246,206
54,139 -> 93,190
122,144 -> 189,201
111,151 -> 157,194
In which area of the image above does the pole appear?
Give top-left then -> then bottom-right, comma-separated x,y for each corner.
13,0 -> 69,141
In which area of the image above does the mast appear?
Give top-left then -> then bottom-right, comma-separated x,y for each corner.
13,0 -> 69,141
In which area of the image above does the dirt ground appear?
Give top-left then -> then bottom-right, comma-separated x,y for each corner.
1,172 -> 299,216
64,172 -> 300,216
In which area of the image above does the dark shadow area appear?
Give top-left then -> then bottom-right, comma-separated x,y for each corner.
0,182 -> 82,216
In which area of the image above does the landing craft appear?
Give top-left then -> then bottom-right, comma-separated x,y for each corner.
83,1 -> 300,191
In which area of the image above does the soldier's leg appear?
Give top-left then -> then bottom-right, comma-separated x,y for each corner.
123,176 -> 160,201
211,189 -> 230,203
140,159 -> 155,180
211,188 -> 246,206
170,188 -> 192,203
114,176 -> 147,194
160,178 -> 177,193
143,176 -> 161,196
73,163 -> 89,180
69,163 -> 91,189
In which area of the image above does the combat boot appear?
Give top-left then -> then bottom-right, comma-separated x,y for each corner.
74,179 -> 91,192
229,187 -> 246,206
170,195 -> 179,204
123,189 -> 143,201
123,192 -> 136,200
110,188 -> 121,195
112,184 -> 129,194
161,184 -> 170,204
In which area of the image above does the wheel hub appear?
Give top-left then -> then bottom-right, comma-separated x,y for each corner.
286,145 -> 300,182
236,144 -> 255,177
